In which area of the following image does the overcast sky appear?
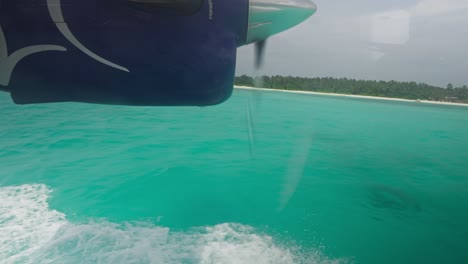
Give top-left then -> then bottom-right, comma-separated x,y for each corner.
235,0 -> 468,87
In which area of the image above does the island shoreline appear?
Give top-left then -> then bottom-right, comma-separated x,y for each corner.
234,85 -> 468,107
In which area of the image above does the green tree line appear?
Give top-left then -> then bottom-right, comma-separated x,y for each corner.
235,75 -> 468,103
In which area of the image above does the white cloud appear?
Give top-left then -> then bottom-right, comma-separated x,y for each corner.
369,47 -> 385,62
358,0 -> 468,46
411,0 -> 468,16
368,9 -> 411,45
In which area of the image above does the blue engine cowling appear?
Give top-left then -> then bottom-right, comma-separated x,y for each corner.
0,0 -> 248,106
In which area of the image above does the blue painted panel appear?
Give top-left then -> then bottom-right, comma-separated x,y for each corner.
0,0 -> 249,106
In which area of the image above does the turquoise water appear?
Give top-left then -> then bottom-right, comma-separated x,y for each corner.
1,90 -> 468,264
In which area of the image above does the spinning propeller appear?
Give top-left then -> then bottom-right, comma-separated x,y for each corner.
244,0 -> 316,155
247,0 -> 317,71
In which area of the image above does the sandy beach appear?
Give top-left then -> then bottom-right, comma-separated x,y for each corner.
235,85 -> 468,107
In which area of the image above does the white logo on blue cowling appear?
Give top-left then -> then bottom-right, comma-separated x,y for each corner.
0,26 -> 66,86
0,0 -> 129,87
47,0 -> 129,73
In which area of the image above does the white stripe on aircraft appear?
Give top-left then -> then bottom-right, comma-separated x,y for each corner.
47,0 -> 129,72
0,25 -> 66,86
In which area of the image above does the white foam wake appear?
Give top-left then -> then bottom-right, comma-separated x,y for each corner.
0,184 -> 66,263
0,184 -> 346,264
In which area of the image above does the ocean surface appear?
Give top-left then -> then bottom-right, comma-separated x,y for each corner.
1,89 -> 468,264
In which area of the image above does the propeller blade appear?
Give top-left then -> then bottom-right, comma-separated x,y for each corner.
254,39 -> 267,69
246,95 -> 255,156
247,39 -> 268,157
